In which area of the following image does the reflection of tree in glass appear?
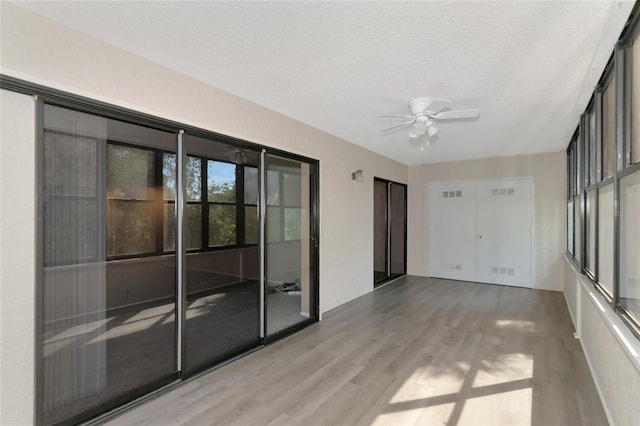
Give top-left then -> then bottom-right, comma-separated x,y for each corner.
107,202 -> 154,256
209,205 -> 236,246
107,145 -> 153,199
162,154 -> 203,201
163,154 -> 176,200
284,208 -> 302,241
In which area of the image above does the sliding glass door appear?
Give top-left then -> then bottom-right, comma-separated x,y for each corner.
42,105 -> 178,425
39,101 -> 319,425
265,154 -> 317,338
373,178 -> 407,286
183,135 -> 261,373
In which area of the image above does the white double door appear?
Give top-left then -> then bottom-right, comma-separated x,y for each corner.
427,178 -> 533,288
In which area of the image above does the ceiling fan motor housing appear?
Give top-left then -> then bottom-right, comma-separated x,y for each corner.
409,97 -> 433,115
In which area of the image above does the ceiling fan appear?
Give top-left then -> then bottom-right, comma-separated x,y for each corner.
378,97 -> 480,149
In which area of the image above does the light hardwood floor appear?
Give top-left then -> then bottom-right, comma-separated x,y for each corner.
107,276 -> 607,426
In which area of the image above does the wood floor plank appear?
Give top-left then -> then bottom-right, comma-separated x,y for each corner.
107,276 -> 607,426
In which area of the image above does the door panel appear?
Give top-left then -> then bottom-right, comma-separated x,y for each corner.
373,180 -> 388,283
265,154 -> 315,336
476,179 -> 533,287
183,135 -> 260,374
390,183 -> 407,275
428,182 -> 478,282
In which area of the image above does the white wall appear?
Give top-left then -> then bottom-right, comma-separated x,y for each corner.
563,256 -> 640,426
0,4 -> 408,423
0,90 -> 36,425
407,151 -> 566,291
0,2 -> 407,315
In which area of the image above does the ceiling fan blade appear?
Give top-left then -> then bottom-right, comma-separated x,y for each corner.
424,98 -> 452,114
381,120 -> 414,133
376,114 -> 414,119
433,109 -> 480,120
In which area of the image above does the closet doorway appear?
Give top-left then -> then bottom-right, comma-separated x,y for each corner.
373,178 -> 407,287
427,177 -> 533,288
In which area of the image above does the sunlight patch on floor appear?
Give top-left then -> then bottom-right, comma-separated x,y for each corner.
457,387 -> 532,426
473,353 -> 533,387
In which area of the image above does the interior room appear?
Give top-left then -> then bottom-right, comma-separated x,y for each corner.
1,1 -> 639,425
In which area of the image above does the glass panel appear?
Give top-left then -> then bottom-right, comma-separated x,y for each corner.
602,76 -> 616,180
619,170 -> 640,323
184,135 -> 259,373
42,105 -> 176,425
245,206 -> 258,245
267,169 -> 280,205
163,153 -> 176,201
283,172 -> 301,206
574,195 -> 581,264
598,184 -> 614,296
284,207 -> 302,241
374,180 -> 388,282
244,166 -> 258,204
266,155 -> 313,336
209,204 -> 236,246
208,160 -> 236,203
185,204 -> 202,250
632,36 -> 640,164
107,145 -> 153,200
186,156 -> 202,202
107,201 -> 155,256
567,200 -> 574,255
267,206 -> 281,243
164,203 -> 176,251
586,190 -> 596,275
589,111 -> 597,184
576,130 -> 582,192
390,183 -> 406,275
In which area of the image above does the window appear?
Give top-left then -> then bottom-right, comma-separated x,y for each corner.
619,171 -> 640,323
602,75 -> 616,180
207,160 -> 236,247
244,166 -> 258,244
632,32 -> 640,164
265,163 -> 305,242
107,144 -> 156,256
589,109 -> 597,185
565,17 -> 640,337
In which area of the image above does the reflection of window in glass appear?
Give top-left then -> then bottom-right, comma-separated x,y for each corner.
267,206 -> 281,243
207,160 -> 236,247
267,170 -> 280,205
245,206 -> 258,244
186,156 -> 202,202
209,205 -> 236,246
602,76 -> 616,180
244,166 -> 258,204
283,173 -> 301,206
589,111 -> 597,184
632,35 -> 640,164
107,145 -> 155,256
208,161 -> 236,203
284,208 -> 302,241
244,166 -> 259,245
619,171 -> 640,324
186,204 -> 202,250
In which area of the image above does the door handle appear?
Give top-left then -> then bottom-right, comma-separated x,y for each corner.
478,234 -> 483,240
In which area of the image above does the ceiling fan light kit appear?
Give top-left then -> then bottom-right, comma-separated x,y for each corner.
379,97 -> 480,150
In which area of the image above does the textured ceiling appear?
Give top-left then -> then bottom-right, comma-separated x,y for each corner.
15,1 -> 635,165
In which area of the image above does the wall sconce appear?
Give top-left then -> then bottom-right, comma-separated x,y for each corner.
352,169 -> 363,182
